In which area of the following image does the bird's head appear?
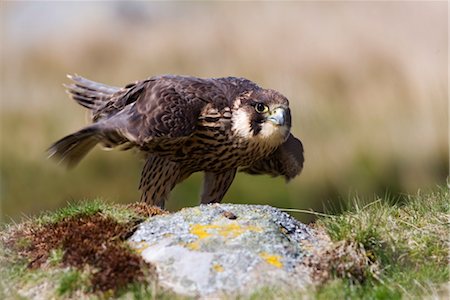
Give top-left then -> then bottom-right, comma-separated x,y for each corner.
231,89 -> 291,147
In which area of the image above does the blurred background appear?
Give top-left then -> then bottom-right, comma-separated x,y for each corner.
0,2 -> 448,223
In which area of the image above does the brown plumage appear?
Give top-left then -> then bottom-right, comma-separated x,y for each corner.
48,74 -> 304,208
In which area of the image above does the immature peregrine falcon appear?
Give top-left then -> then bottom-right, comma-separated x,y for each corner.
48,75 -> 304,208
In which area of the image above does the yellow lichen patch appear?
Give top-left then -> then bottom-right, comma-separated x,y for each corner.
186,241 -> 201,250
190,224 -> 214,239
212,264 -> 224,272
259,252 -> 283,268
218,223 -> 262,238
131,241 -> 150,255
189,223 -> 262,240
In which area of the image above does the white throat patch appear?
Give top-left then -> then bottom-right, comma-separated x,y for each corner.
231,109 -> 253,139
257,122 -> 289,147
231,108 -> 289,148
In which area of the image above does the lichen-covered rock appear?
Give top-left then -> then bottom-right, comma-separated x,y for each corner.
128,204 -> 320,297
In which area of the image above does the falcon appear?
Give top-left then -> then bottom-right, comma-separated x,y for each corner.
48,75 -> 304,208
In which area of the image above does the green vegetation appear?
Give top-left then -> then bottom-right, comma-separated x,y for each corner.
313,187 -> 449,299
35,198 -> 142,225
1,188 -> 448,299
56,269 -> 87,296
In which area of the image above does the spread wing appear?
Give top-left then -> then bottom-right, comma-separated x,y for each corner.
240,133 -> 304,181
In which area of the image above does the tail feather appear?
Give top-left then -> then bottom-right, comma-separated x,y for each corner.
64,87 -> 98,109
65,74 -> 120,110
47,126 -> 100,168
67,74 -> 120,94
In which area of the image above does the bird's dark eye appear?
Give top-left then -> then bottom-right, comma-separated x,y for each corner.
255,103 -> 268,113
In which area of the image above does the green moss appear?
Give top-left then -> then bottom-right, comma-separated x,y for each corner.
13,236 -> 32,250
35,199 -> 141,226
56,269 -> 86,296
0,201 -> 157,299
48,248 -> 64,267
36,200 -> 105,225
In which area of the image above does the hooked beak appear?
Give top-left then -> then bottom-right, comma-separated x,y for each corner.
267,107 -> 286,126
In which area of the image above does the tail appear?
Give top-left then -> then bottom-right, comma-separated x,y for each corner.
64,74 -> 120,110
47,125 -> 101,168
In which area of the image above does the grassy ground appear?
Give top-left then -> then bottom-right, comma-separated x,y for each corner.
0,187 -> 448,299
311,187 -> 449,299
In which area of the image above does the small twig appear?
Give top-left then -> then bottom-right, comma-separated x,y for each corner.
413,279 -> 429,295
278,208 -> 335,218
397,219 -> 426,233
395,282 -> 410,298
431,215 -> 450,226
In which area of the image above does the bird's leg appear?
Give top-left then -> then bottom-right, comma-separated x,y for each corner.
139,155 -> 190,208
201,168 -> 237,204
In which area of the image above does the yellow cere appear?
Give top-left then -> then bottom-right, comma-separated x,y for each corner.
212,264 -> 224,272
259,252 -> 283,268
189,223 -> 262,240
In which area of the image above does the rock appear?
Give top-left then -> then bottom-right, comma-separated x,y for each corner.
128,204 -> 320,297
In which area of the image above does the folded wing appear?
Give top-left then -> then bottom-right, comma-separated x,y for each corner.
240,133 -> 304,181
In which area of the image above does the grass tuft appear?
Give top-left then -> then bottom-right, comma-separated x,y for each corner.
314,187 -> 449,299
36,199 -> 106,225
